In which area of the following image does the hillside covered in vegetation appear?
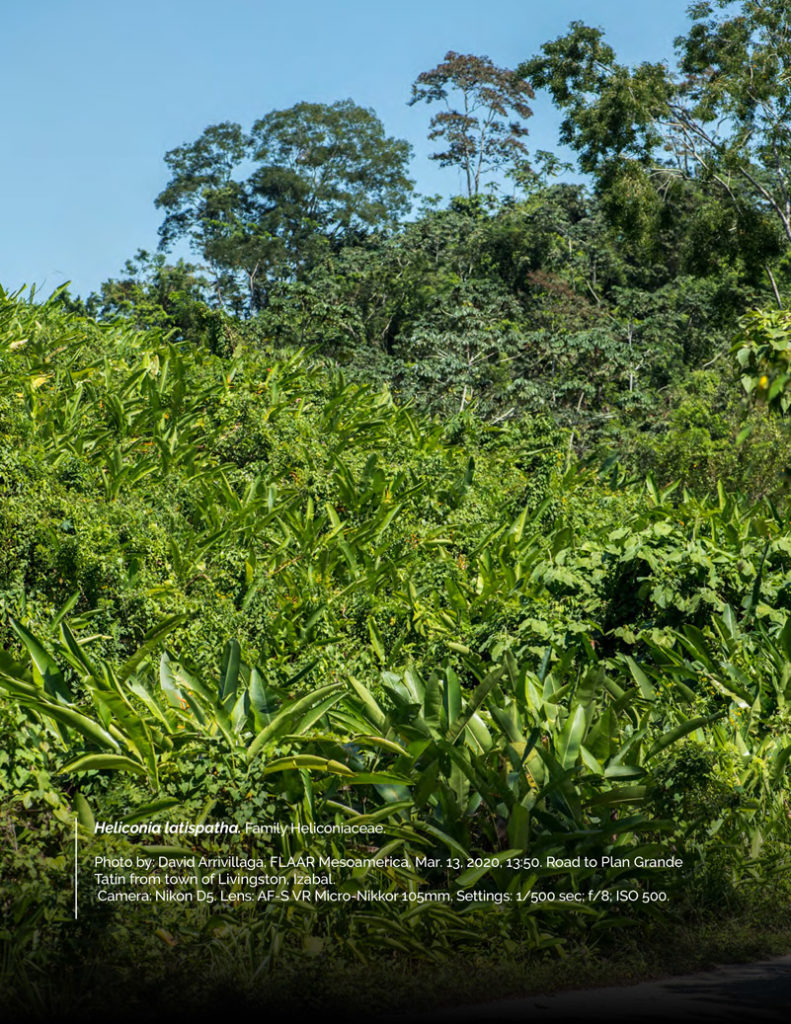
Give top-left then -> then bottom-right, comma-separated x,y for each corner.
3,1 -> 791,1017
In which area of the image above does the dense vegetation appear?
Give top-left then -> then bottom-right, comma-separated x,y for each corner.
4,2 -> 791,1017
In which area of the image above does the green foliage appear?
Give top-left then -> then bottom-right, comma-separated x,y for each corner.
2,290 -> 791,1007
6,15 -> 791,1002
734,308 -> 791,414
86,250 -> 214,341
613,369 -> 791,500
241,188 -> 746,433
409,51 -> 534,197
520,2 -> 791,294
155,101 -> 413,311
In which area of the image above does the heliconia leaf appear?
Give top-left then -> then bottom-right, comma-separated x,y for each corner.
61,754 -> 146,775
443,668 -> 461,729
646,712 -> 726,759
347,677 -> 386,731
10,617 -> 70,703
587,785 -> 647,806
374,783 -> 412,804
488,704 -> 521,743
507,802 -> 530,849
772,744 -> 791,783
159,653 -> 184,708
465,712 -> 493,753
231,688 -> 250,732
679,625 -> 715,669
262,755 -> 354,776
32,700 -> 121,751
353,734 -> 410,757
446,664 -> 504,745
579,744 -> 602,774
558,705 -> 586,768
291,692 -> 345,734
625,657 -> 655,699
50,592 -> 80,630
73,792 -> 95,831
779,617 -> 791,663
327,503 -> 342,531
604,764 -> 644,779
249,666 -> 278,724
420,823 -> 470,862
368,618 -> 386,664
247,684 -> 342,759
422,673 -> 442,731
402,668 -> 425,704
218,639 -> 241,705
121,798 -> 182,823
59,621 -> 99,680
118,614 -> 186,681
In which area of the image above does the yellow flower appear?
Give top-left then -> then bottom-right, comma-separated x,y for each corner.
759,375 -> 769,389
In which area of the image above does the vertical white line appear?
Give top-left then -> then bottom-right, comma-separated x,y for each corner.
74,816 -> 78,920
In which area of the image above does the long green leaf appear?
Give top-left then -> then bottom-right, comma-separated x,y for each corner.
118,614 -> 186,681
61,754 -> 146,775
10,618 -> 70,702
646,713 -> 726,759
247,684 -> 342,759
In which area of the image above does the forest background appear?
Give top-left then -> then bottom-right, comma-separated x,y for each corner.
3,0 -> 791,1018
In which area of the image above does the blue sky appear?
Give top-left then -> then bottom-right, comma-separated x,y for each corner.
1,0 -> 692,299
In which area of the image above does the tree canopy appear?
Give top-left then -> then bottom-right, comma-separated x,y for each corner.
155,100 -> 413,311
520,1 -> 791,300
409,51 -> 534,196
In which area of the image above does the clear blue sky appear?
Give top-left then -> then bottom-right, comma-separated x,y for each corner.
1,0 -> 692,299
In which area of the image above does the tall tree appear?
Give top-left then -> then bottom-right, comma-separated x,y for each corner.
155,101 -> 413,312
520,1 -> 791,301
409,52 -> 534,197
